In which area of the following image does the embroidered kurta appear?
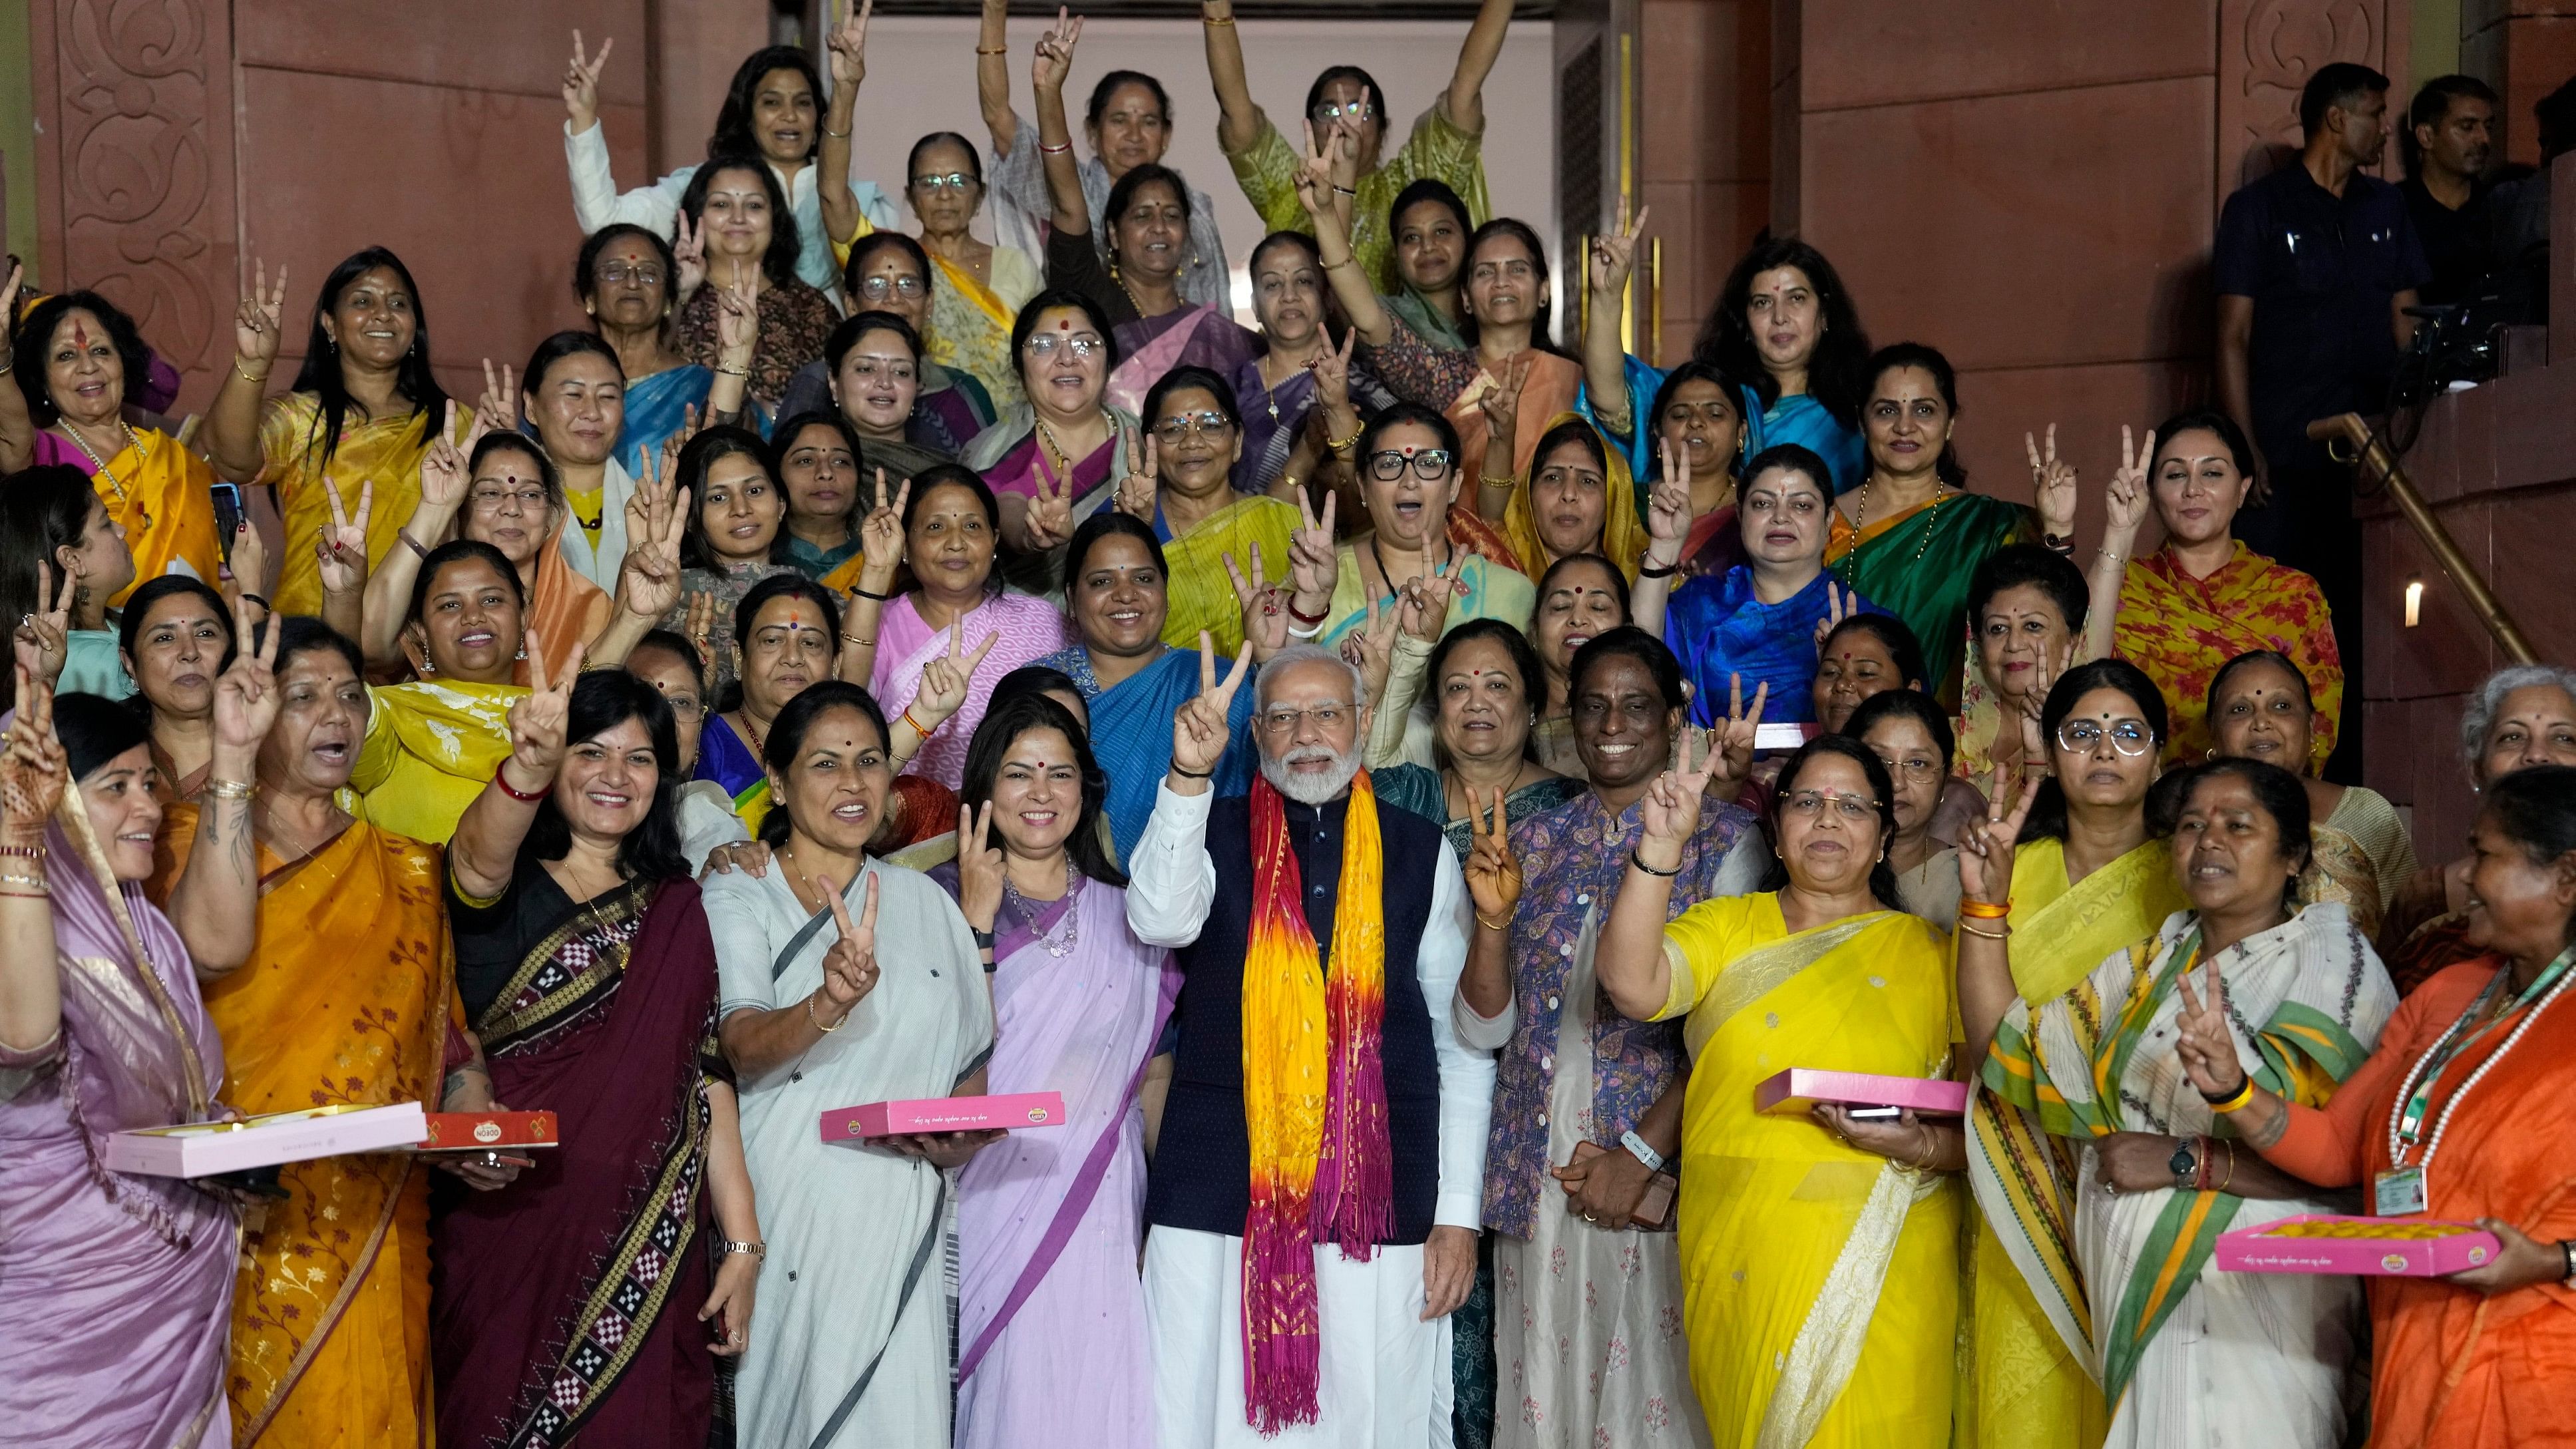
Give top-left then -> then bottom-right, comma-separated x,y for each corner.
2114,541 -> 2343,768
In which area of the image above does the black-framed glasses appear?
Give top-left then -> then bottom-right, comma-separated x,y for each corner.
1367,447 -> 1453,482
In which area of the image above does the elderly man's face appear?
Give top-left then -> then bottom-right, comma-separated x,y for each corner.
1254,656 -> 1371,803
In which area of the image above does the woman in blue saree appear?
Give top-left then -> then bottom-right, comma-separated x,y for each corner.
1690,236 -> 1873,495
580,224 -> 717,475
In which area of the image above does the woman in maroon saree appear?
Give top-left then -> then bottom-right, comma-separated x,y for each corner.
430,669 -> 761,1448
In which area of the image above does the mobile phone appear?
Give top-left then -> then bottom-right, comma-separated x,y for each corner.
210,482 -> 244,563
1846,1106 -> 1903,1122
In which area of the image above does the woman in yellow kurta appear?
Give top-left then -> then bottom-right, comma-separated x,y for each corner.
1952,657 -> 2187,1449
149,618 -> 505,1446
1,290 -> 237,602
201,248 -> 468,616
1117,365 -> 1301,652
1597,732 -> 1964,1446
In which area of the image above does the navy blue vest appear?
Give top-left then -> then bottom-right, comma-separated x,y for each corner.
1145,791 -> 1447,1243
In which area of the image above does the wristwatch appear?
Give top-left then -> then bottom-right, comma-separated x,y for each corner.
2167,1139 -> 2199,1192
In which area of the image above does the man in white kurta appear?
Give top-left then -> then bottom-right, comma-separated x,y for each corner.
1125,644 -> 1493,1447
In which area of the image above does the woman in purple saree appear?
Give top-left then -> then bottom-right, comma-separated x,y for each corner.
933,691 -> 1175,1449
0,676 -> 264,1448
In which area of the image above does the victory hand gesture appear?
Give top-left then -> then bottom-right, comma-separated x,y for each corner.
235,258 -> 287,369
813,873 -> 883,1023
13,562 -> 74,687
315,477 -> 373,596
716,279 -> 759,363
616,474 -> 689,621
1287,488 -> 1340,602
0,666 -> 66,839
1479,354 -> 1532,452
914,628 -> 1000,731
1644,453 -> 1693,562
1808,582 -> 1858,650
474,359 -> 520,438
2171,954 -> 2248,1099
1291,119 -> 1340,222
1957,767 -> 2038,908
211,597 -> 283,756
826,0 -> 872,87
1310,326 -> 1358,413
672,212 -> 707,304
2106,425 -> 2155,537
1705,673 -> 1768,795
1341,593 -> 1401,710
1031,6 -> 1081,95
419,407 -> 469,510
1171,633 -> 1251,783
563,31 -> 613,130
1461,786 -> 1524,922
2027,423 -> 2078,540
1226,545 -> 1291,658
1639,725 -> 1722,867
501,632 -> 583,791
1023,466 -> 1075,550
1589,204 -> 1651,300
1397,552 -> 1471,644
955,801 -> 1005,933
858,471 -> 909,585
1115,435 -> 1159,522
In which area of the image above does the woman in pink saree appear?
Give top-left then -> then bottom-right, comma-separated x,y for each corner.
934,691 -> 1176,1449
854,465 -> 1070,789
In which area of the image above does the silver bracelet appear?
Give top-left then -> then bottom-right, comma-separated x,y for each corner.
719,1239 -> 767,1259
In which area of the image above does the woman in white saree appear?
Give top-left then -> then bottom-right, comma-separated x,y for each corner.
1959,755 -> 2398,1446
708,680 -> 995,1448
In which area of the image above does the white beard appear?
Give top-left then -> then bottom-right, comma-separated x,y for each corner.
1260,743 -> 1362,806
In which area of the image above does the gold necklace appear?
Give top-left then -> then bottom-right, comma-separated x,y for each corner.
1839,475 -> 1950,582
556,857 -> 634,972
1031,410 -> 1106,485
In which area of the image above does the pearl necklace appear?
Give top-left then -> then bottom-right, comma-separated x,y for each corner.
59,418 -> 142,505
2382,952 -> 2575,1178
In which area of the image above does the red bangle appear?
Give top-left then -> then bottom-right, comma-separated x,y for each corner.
492,765 -> 550,803
1287,599 -> 1328,626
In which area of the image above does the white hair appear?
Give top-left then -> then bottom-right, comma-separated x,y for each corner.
2460,664 -> 2576,779
1260,740 -> 1364,805
1253,641 -> 1364,711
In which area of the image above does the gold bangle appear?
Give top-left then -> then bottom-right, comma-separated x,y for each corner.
234,361 -> 270,384
0,871 -> 49,891
1201,13 -> 1236,25
1479,474 -> 1515,490
976,45 -> 1009,55
1957,919 -> 2010,941
1325,423 -> 1365,452
1475,911 -> 1511,932
1322,256 -> 1360,272
1957,897 -> 2010,921
842,633 -> 876,648
806,994 -> 844,1034
204,778 -> 256,801
823,125 -> 852,139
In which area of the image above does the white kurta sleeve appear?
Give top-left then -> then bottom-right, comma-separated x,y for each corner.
1421,843 -> 1493,1230
1451,964 -> 1516,1052
565,120 -> 688,237
1124,781 -> 1217,947
1710,824 -> 1773,898
983,113 -> 1050,261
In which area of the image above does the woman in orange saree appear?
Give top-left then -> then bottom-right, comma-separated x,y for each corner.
2169,764 -> 2576,1449
150,619 -> 503,1446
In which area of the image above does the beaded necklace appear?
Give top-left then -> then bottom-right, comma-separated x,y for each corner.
59,417 -> 142,505
2383,948 -> 2575,1179
1837,475 -> 1949,583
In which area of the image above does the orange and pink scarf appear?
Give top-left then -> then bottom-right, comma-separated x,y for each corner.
1241,769 -> 1391,1432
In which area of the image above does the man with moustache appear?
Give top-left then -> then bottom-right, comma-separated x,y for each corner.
2400,75 -> 2499,306
1125,639 -> 1492,1446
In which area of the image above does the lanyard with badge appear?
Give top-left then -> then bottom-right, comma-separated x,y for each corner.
2375,947 -> 2575,1216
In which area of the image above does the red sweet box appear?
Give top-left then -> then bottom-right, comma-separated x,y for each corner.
419,1110 -> 560,1151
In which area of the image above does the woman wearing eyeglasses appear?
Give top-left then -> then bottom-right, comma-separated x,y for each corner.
779,234 -> 1000,459
963,292 -> 1145,594
578,224 -> 715,482
1948,659 -> 2185,1447
1594,733 -> 1965,1444
1025,15 -> 1260,421
1107,367 -> 1309,654
1314,402 -> 1532,650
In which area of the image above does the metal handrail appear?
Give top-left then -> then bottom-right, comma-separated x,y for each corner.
2308,411 -> 2538,665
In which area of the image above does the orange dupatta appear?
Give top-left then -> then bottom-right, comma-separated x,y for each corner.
152,811 -> 457,1447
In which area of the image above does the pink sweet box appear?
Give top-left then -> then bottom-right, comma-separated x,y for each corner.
1755,1068 -> 1970,1118
820,1092 -> 1068,1142
2216,1215 -> 2501,1277
102,1102 -> 431,1178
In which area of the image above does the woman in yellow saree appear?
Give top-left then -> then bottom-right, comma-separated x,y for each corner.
1,290 -> 240,603
1951,659 -> 2185,1449
149,618 -> 513,1446
1498,413 -> 1644,583
202,249 -> 470,618
1597,733 -> 1966,1446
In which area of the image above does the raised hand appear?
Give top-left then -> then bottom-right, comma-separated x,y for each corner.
1478,354 -> 1531,455
420,405 -> 469,509
1171,632 -> 1252,783
672,212 -> 707,304
716,278 -> 759,362
1225,545 -> 1290,658
1115,434 -> 1159,522
2106,425 -> 2155,537
226,518 -> 268,604
211,597 -> 283,755
1023,466 -> 1075,550
825,0 -> 872,87
914,628 -> 1000,731
955,801 -> 1005,933
315,477 -> 373,596
858,471 -> 910,582
0,665 -> 66,839
0,260 -> 19,335
2171,954 -> 2246,1099
1589,204 -> 1652,300
1310,325 -> 1358,413
617,477 -> 689,620
1290,118 -> 1339,221
1639,725 -> 1720,866
12,562 -> 74,687
1341,592 -> 1401,710
1644,453 -> 1693,560
1809,582 -> 1855,650
813,873 -> 883,1022
1287,488 -> 1339,602
1031,5 -> 1081,95
502,632 -> 582,788
1705,673 -> 1768,795
2015,638 -> 2074,767
2027,423 -> 2077,540
234,258 -> 287,369
475,359 -> 520,437
1396,550 -> 1471,644
1956,767 -> 2038,907
1461,786 -> 1524,922
563,31 -> 614,131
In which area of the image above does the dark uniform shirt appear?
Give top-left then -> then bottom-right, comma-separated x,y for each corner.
2215,162 -> 2430,468
2399,174 -> 2492,307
